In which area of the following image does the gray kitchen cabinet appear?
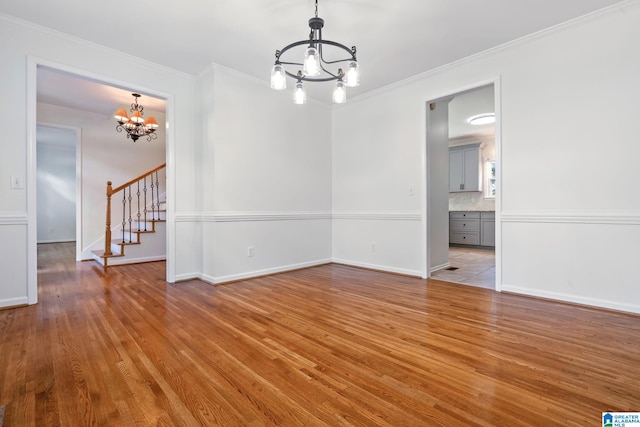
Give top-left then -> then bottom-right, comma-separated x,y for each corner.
480,211 -> 495,247
449,211 -> 495,247
449,143 -> 482,192
449,211 -> 480,245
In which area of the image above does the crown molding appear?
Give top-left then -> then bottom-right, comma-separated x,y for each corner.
347,0 -> 639,105
0,13 -> 195,81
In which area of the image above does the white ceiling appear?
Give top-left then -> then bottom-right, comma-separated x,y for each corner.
2,0 -> 625,136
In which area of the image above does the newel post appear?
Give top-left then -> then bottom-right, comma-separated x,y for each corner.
105,181 -> 113,257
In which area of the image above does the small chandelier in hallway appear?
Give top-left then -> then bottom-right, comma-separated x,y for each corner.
270,0 -> 359,105
114,93 -> 159,142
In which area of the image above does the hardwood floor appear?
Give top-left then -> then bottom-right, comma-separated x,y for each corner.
1,242 -> 639,426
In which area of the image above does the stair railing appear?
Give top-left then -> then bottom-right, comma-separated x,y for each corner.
104,163 -> 166,257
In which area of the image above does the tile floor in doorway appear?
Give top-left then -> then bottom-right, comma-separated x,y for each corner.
431,246 -> 495,290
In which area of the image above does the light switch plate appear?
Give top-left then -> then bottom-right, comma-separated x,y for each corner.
10,176 -> 24,189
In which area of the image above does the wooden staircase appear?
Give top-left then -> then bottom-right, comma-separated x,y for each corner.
92,164 -> 166,270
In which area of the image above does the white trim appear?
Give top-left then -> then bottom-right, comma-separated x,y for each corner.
0,13 -> 194,81
37,239 -> 76,244
197,259 -> 332,285
332,258 -> 422,278
175,211 -> 420,223
175,212 -> 334,222
501,212 -> 640,225
27,56 -> 38,305
101,255 -> 167,267
332,212 -> 421,221
430,262 -> 451,274
0,213 -> 28,225
502,284 -> 640,315
348,0 -> 638,105
0,297 -> 29,309
209,212 -> 332,222
494,78 -> 503,292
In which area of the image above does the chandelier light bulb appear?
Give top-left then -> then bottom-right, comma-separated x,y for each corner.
332,80 -> 346,104
345,61 -> 360,87
114,108 -> 130,124
302,47 -> 321,77
293,81 -> 307,104
270,64 -> 287,90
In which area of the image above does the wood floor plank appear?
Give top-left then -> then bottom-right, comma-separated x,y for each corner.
0,242 -> 639,426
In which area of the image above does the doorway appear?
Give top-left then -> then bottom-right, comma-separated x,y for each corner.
27,59 -> 172,304
36,124 -> 82,260
425,81 -> 501,290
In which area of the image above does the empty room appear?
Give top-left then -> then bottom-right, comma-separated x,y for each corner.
1,0 -> 639,425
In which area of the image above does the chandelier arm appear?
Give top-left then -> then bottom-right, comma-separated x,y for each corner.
277,39 -> 353,60
279,61 -> 304,67
287,72 -> 341,83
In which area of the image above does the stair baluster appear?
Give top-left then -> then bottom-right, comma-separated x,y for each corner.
155,171 -> 161,220
150,173 -> 156,222
121,190 -> 126,244
127,186 -> 133,242
143,176 -> 148,231
136,182 -> 141,231
99,163 -> 166,270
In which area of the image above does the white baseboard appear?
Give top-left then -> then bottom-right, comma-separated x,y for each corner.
37,239 -> 76,244
209,259 -> 332,285
501,284 -> 640,315
332,258 -> 422,277
430,262 -> 451,274
0,296 -> 29,309
107,255 -> 166,266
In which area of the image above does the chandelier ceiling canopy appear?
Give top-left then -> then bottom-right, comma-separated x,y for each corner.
270,0 -> 359,105
114,93 -> 159,142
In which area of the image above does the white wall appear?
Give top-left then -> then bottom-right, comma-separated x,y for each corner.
190,67 -> 334,283
332,88 -> 423,276
332,2 -> 640,313
37,136 -> 76,243
0,14 -> 196,307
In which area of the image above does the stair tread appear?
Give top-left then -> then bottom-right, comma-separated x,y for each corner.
114,241 -> 141,245
92,249 -> 124,259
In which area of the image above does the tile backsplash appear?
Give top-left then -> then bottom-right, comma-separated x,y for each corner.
449,192 -> 495,211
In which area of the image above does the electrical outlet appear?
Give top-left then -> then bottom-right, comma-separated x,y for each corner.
371,242 -> 376,252
247,246 -> 254,257
409,186 -> 415,196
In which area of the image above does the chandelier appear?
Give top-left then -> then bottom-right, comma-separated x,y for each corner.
113,93 -> 159,142
270,0 -> 359,104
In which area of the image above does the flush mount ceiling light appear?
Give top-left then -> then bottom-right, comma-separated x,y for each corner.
467,113 -> 495,126
270,0 -> 359,105
114,93 -> 159,142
